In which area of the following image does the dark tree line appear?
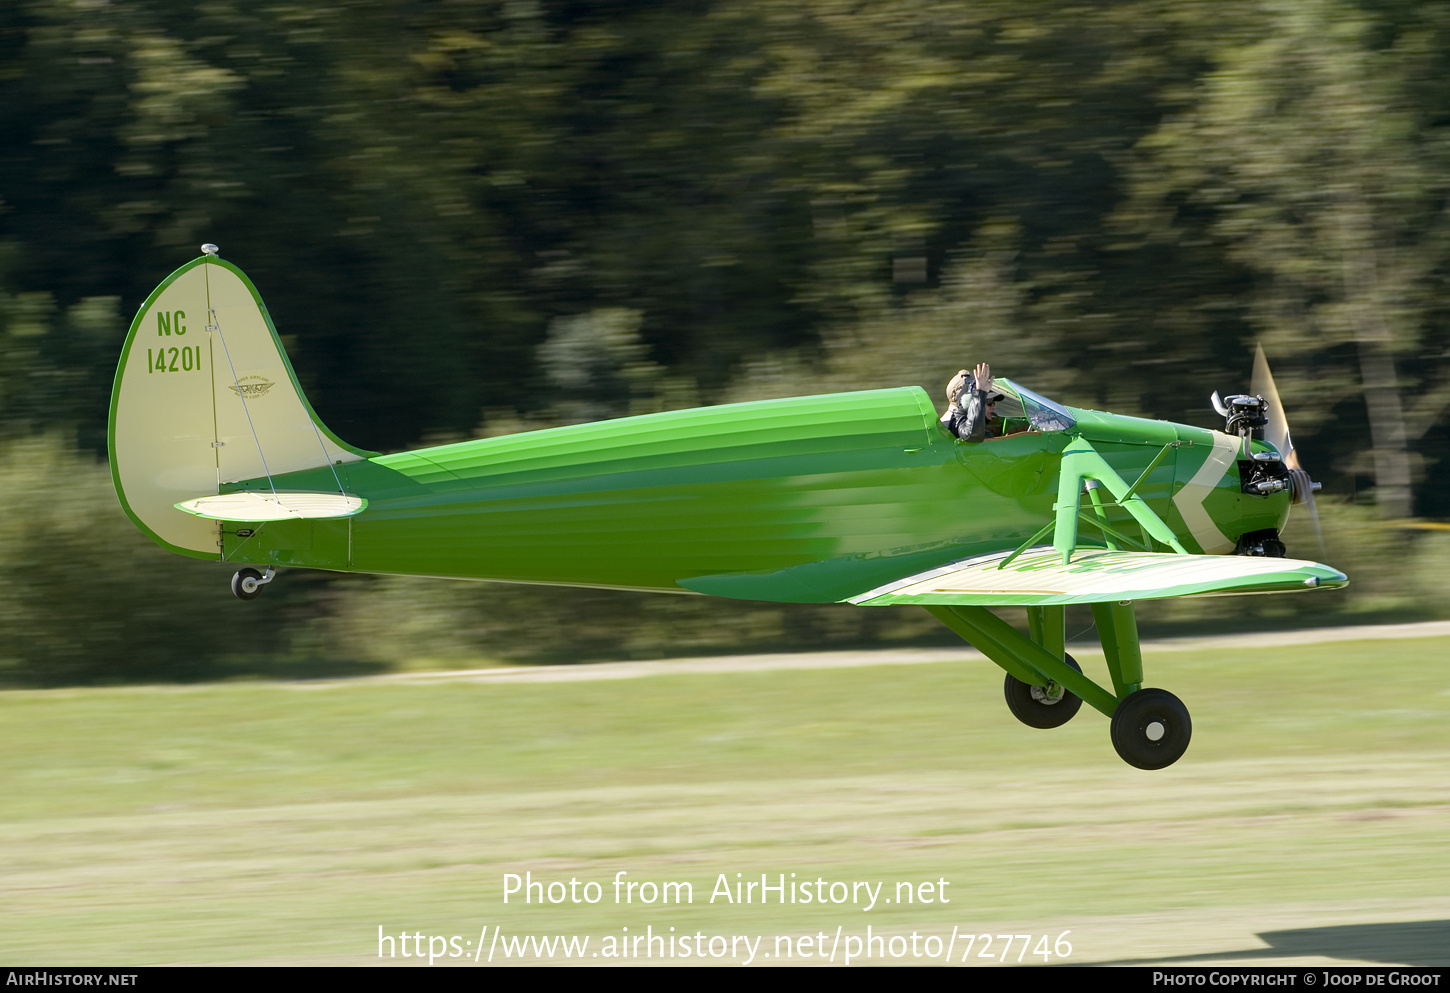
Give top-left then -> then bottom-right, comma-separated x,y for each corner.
3,0 -> 1449,681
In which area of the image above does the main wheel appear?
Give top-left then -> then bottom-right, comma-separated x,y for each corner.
231,567 -> 265,601
1004,653 -> 1084,729
1110,688 -> 1191,769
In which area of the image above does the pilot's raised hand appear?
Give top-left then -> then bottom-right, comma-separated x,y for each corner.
973,362 -> 992,393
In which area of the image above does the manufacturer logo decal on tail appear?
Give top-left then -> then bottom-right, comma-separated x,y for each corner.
229,375 -> 276,399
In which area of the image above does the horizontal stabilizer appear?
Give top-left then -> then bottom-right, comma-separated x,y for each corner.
848,546 -> 1347,607
175,491 -> 366,522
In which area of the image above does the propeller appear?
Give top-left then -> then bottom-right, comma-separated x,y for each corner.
1249,345 -> 1326,558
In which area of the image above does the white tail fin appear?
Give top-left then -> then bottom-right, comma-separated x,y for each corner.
109,253 -> 369,557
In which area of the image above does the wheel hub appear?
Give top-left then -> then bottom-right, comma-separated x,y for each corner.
1030,681 -> 1065,705
1003,654 -> 1084,730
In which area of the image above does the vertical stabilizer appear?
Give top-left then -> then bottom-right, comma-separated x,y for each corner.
109,252 -> 369,558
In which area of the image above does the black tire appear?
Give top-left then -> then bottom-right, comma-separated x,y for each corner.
231,567 -> 265,601
1110,688 -> 1191,770
1004,653 -> 1084,729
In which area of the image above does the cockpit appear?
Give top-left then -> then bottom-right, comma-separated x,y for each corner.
989,379 -> 1076,435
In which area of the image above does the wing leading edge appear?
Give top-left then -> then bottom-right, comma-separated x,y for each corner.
847,547 -> 1347,607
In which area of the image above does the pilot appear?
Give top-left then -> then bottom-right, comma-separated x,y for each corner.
941,362 -> 1004,443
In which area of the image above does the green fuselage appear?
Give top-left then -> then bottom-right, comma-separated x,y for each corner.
219,388 -> 1287,603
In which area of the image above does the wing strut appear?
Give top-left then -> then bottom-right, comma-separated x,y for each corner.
1053,437 -> 1187,563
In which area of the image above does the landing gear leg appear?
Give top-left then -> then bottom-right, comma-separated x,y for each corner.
231,566 -> 275,601
1092,600 -> 1192,769
1026,604 -> 1066,662
1090,600 -> 1143,699
925,601 -> 1193,769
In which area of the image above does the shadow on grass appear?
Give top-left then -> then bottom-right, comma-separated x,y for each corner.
1100,919 -> 1450,967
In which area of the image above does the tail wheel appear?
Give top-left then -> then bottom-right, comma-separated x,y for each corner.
231,567 -> 265,601
1110,688 -> 1191,769
1004,653 -> 1084,729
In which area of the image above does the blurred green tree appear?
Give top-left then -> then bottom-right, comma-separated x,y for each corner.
1121,0 -> 1450,517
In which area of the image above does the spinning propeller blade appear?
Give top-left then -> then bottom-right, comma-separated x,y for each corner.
1251,345 -> 1326,557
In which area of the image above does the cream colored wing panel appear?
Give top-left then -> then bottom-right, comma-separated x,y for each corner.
848,547 -> 1347,606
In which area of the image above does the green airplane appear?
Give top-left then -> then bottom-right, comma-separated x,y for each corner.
109,248 -> 1346,770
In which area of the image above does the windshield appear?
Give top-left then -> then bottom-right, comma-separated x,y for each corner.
992,378 -> 1076,433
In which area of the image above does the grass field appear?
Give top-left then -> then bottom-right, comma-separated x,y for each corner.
2,631 -> 1448,966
